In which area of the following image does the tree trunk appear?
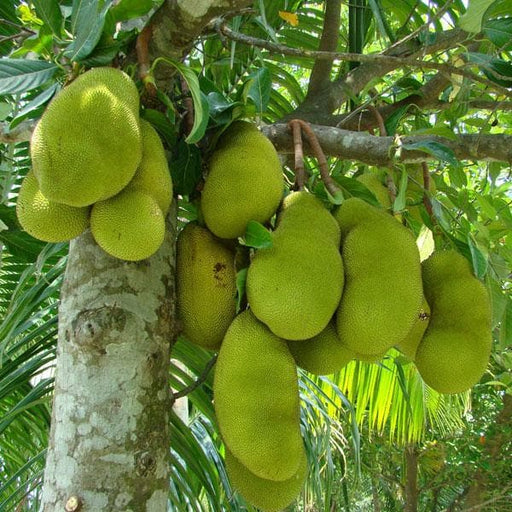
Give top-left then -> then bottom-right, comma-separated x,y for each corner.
40,213 -> 176,511
404,445 -> 419,512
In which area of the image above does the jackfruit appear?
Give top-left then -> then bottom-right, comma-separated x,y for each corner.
201,122 -> 283,239
125,119 -> 172,216
90,188 -> 164,261
356,172 -> 391,209
415,250 -> 492,394
214,310 -> 303,481
31,67 -> 142,207
396,297 -> 431,360
288,322 -> 354,375
334,198 -> 423,356
226,447 -> 307,512
16,171 -> 89,242
176,223 -> 236,351
247,192 -> 344,340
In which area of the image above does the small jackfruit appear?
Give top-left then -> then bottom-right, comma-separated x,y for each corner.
125,119 -> 173,216
16,171 -> 89,242
247,192 -> 344,340
396,297 -> 431,360
356,172 -> 391,209
176,223 -> 236,351
288,322 -> 354,375
201,122 -> 283,239
31,67 -> 142,207
334,198 -> 423,356
214,310 -> 303,481
226,448 -> 307,512
90,188 -> 164,261
415,250 -> 492,394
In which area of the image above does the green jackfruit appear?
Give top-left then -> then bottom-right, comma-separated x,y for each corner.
214,310 -> 303,481
226,448 -> 307,512
31,67 -> 141,207
288,322 -> 354,375
247,192 -> 344,340
415,250 -> 492,394
201,122 -> 283,239
16,171 -> 89,242
125,119 -> 172,216
176,223 -> 236,351
334,198 -> 423,356
90,188 -> 164,261
356,172 -> 391,209
396,297 -> 431,360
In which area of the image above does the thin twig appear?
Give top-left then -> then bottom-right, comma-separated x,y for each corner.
367,105 -> 387,137
171,354 -> 218,401
421,161 -> 434,219
291,119 -> 342,198
214,22 -> 512,96
136,23 -> 157,96
288,120 -> 306,190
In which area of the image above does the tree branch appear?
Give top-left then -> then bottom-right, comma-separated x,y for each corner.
263,123 -> 512,165
306,0 -> 342,98
171,354 -> 218,401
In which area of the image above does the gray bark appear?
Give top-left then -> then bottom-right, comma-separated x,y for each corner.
40,213 -> 176,512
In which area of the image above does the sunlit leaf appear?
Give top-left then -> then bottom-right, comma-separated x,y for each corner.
279,11 -> 299,26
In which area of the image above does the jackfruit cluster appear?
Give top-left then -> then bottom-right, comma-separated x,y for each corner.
174,123 -> 493,508
17,67 -> 173,261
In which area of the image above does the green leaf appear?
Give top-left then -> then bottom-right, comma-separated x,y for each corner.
10,84 -> 59,128
468,52 -> 512,87
402,140 -> 459,166
459,0 -> 495,32
243,221 -> 273,249
235,268 -> 248,313
110,0 -> 153,22
483,17 -> 512,50
393,169 -> 409,213
169,139 -> 202,196
153,59 -> 207,144
64,0 -> 113,61
499,298 -> 512,349
384,105 -> 411,136
467,236 -> 488,278
333,176 -> 380,206
32,0 -> 63,37
0,59 -> 58,96
243,67 -> 272,113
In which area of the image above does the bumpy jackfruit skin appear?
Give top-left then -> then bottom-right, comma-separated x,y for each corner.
176,223 -> 236,351
356,172 -> 392,209
90,189 -> 164,261
288,322 -> 354,375
201,123 -> 283,239
125,119 -> 172,216
334,198 -> 423,356
247,192 -> 344,340
396,297 -> 431,360
277,191 -> 341,246
415,250 -> 492,394
214,310 -> 303,481
226,447 -> 307,512
16,171 -> 89,242
31,67 -> 142,207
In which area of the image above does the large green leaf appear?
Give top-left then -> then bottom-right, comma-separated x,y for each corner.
0,59 -> 58,96
32,0 -> 63,37
483,17 -> 512,50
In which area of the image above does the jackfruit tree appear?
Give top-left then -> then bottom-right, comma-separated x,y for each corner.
0,1 -> 511,511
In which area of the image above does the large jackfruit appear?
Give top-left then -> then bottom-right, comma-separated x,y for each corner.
287,322 -> 354,375
16,171 -> 89,242
201,122 -> 283,239
247,191 -> 344,340
356,172 -> 391,209
125,119 -> 172,216
214,310 -> 303,481
334,197 -> 422,356
176,223 -> 236,351
90,188 -> 164,261
31,67 -> 142,207
226,448 -> 307,512
415,250 -> 492,394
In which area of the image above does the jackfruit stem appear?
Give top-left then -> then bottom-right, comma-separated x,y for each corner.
289,119 -> 342,199
367,105 -> 387,137
421,162 -> 434,219
287,119 -> 306,190
171,353 -> 218,403
136,24 -> 157,97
